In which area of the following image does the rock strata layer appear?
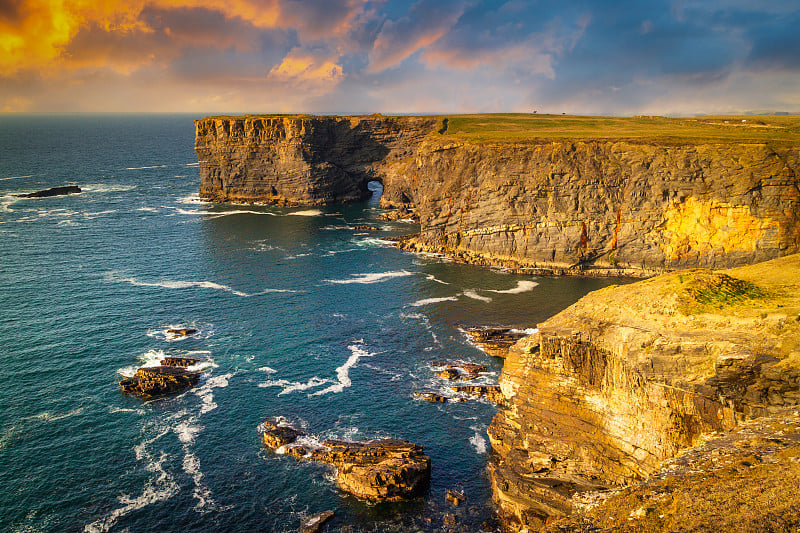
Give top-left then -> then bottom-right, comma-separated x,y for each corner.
488,253 -> 800,530
196,115 -> 800,274
261,419 -> 430,501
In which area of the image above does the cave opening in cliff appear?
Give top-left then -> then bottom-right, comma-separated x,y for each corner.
367,180 -> 383,204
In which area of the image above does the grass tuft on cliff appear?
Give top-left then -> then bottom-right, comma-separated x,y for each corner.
676,272 -> 771,314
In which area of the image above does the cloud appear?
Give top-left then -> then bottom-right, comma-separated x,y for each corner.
367,0 -> 470,72
268,48 -> 344,92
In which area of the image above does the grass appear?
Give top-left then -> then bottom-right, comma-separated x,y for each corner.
197,112 -> 800,146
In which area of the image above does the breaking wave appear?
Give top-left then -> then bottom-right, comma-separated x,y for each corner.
104,272 -> 295,297
324,270 -> 414,284
487,280 -> 539,294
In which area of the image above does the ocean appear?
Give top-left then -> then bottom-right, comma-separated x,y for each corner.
0,114 -> 624,532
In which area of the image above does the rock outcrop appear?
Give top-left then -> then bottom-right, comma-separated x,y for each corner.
16,185 -> 81,198
195,114 -> 800,274
119,366 -> 201,396
261,419 -> 430,502
488,253 -> 800,529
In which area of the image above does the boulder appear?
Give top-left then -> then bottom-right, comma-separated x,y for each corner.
160,356 -> 200,367
299,510 -> 334,533
437,368 -> 462,380
15,185 -> 81,198
120,366 -> 200,396
414,392 -> 448,403
445,489 -> 466,506
261,419 -> 306,449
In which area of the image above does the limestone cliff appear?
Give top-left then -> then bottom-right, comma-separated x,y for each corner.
195,114 -> 800,274
488,253 -> 800,529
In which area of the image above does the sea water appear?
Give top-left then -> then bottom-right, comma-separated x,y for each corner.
0,114 -> 625,532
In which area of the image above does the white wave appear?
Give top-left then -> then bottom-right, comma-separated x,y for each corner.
205,210 -> 278,219
469,426 -> 488,454
174,421 -> 201,444
82,184 -> 137,193
105,272 -> 293,297
288,209 -> 322,216
177,194 -> 206,204
325,270 -> 414,284
463,290 -> 493,303
125,165 -> 167,170
258,366 -> 277,373
510,327 -> 539,335
258,376 -> 333,396
185,162 -> 200,167
84,429 -> 178,533
136,207 -> 159,212
32,407 -> 85,423
0,174 -> 35,181
487,280 -> 539,294
310,345 -> 374,396
118,349 -> 166,377
424,274 -> 450,285
410,296 -> 459,307
353,237 -> 392,247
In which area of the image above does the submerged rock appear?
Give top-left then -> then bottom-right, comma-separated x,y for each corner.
15,185 -> 81,198
299,510 -> 335,533
120,366 -> 200,396
434,362 -> 488,380
261,420 -> 430,501
166,327 -> 198,336
414,392 -> 449,403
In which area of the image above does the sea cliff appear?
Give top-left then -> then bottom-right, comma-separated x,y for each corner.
195,114 -> 800,275
488,253 -> 800,530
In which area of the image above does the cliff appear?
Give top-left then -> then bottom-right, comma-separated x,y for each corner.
195,113 -> 800,274
488,253 -> 800,530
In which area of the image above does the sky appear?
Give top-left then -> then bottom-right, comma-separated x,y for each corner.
1,0 -> 799,115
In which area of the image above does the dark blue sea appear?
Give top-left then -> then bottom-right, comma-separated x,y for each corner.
0,114 -> 623,532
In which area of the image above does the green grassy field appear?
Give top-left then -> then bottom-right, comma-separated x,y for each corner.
436,113 -> 800,145
200,112 -> 800,145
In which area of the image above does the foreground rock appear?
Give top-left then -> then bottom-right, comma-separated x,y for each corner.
16,185 -> 81,198
261,420 -> 430,501
489,253 -> 800,530
461,327 -> 529,358
120,366 -> 200,396
547,409 -> 800,532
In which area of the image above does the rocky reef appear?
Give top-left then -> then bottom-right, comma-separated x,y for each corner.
261,419 -> 430,502
195,114 -> 800,274
119,365 -> 200,396
16,185 -> 81,198
488,253 -> 800,530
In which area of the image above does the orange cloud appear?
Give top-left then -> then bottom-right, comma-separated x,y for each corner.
268,48 -> 344,92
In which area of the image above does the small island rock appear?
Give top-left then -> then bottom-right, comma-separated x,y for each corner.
120,366 -> 200,396
16,186 -> 81,198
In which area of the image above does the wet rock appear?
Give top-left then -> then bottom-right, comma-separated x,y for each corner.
261,420 -> 430,502
462,327 -> 528,358
166,327 -> 198,336
352,225 -> 379,231
299,510 -> 334,533
261,419 -> 306,449
451,385 -> 503,404
435,362 -> 488,380
160,356 -> 200,367
16,185 -> 81,198
414,392 -> 448,403
119,366 -> 200,396
443,513 -> 457,527
445,489 -> 466,506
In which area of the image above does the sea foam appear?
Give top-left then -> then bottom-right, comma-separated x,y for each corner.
325,270 -> 414,284
487,280 -> 539,294
104,272 -> 294,297
310,345 -> 374,396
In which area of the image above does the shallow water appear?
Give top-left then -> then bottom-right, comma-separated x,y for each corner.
0,114 -> 627,532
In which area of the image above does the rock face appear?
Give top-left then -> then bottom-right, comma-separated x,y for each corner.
195,115 -> 800,274
120,366 -> 200,396
159,356 -> 200,367
488,253 -> 800,529
261,420 -> 430,502
16,185 -> 81,198
195,115 -> 437,206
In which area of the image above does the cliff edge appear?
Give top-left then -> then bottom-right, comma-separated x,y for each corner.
489,253 -> 800,530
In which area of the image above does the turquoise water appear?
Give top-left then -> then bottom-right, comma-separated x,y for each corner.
0,115 -> 624,532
